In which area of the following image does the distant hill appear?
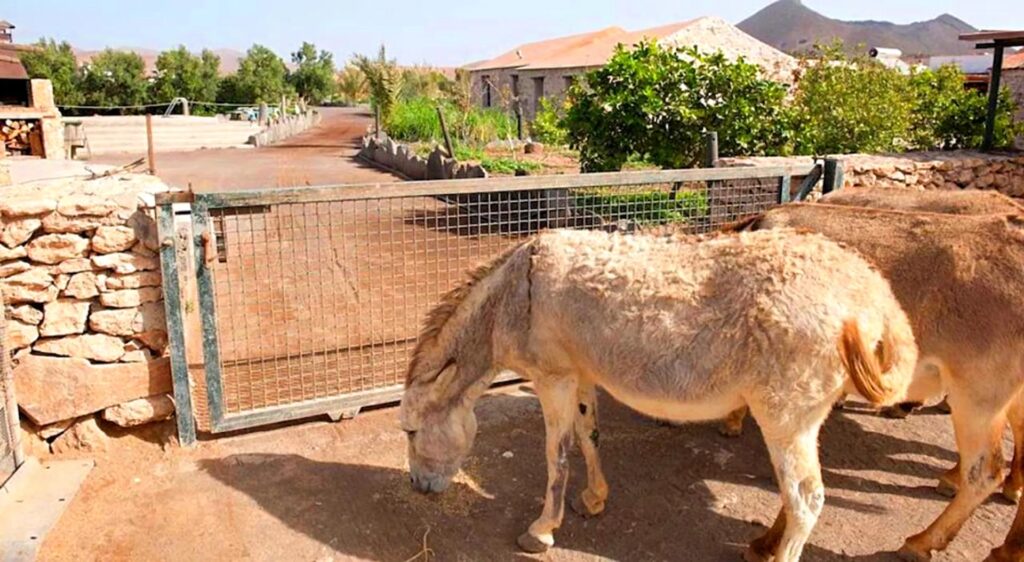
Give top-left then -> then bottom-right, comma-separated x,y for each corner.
73,48 -> 251,75
738,0 -> 978,57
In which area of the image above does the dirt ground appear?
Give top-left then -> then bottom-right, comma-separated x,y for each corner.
37,384 -> 1016,562
57,107 -> 1015,561
89,107 -> 399,192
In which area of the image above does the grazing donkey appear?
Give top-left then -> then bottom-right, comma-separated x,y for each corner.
723,188 -> 1024,502
401,228 -> 918,561
723,204 -> 1024,561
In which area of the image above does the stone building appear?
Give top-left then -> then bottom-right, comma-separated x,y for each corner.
464,16 -> 796,122
1004,51 -> 1024,149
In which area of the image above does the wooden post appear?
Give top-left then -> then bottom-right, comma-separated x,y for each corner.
436,105 -> 455,158
145,114 -> 157,176
182,98 -> 190,116
516,99 -> 524,141
823,157 -> 844,194
703,132 -> 719,168
374,105 -> 381,139
983,45 -> 1005,151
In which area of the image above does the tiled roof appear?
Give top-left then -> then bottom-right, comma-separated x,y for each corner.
465,17 -> 796,80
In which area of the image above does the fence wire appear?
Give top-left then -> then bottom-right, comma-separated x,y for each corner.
196,177 -> 779,420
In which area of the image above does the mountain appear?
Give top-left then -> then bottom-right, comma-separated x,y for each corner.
738,0 -> 978,57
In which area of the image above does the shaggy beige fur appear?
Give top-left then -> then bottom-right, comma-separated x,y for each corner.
736,203 -> 1024,562
401,228 -> 917,562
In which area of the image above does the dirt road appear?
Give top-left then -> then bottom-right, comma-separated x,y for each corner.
38,386 -> 1015,562
89,107 -> 398,192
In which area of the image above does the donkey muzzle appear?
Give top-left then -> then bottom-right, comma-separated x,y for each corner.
410,471 -> 451,494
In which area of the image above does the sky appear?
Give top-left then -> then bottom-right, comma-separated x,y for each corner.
6,0 -> 1024,67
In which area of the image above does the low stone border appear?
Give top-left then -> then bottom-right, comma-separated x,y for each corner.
358,134 -> 487,181
248,110 -> 322,147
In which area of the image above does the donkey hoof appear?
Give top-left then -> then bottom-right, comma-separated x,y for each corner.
570,494 -> 605,518
718,423 -> 743,438
896,543 -> 931,562
742,545 -> 773,562
936,478 -> 958,498
517,532 -> 552,554
1001,482 -> 1022,504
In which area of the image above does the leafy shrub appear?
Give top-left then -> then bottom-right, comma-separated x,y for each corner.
478,157 -> 541,175
563,41 -> 792,172
789,46 -> 915,155
386,97 -> 515,146
530,97 -> 568,145
574,188 -> 708,224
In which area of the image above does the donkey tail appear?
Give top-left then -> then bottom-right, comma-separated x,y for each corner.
837,319 -> 898,405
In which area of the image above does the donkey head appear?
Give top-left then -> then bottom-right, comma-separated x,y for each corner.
401,360 -> 478,494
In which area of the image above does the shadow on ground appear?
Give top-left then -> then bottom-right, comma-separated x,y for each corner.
200,392 -> 963,561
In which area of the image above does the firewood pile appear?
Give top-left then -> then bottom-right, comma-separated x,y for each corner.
2,119 -> 39,155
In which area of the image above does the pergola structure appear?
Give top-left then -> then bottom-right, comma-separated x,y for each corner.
960,30 -> 1024,150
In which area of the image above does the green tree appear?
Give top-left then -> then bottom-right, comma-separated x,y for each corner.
78,49 -> 149,111
563,41 -> 792,172
353,45 -> 402,124
789,44 -> 914,155
909,64 -> 1021,150
288,42 -> 336,103
151,46 -> 221,104
231,44 -> 291,103
19,38 -> 83,106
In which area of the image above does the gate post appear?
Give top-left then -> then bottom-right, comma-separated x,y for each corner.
158,200 -> 197,447
823,158 -> 845,194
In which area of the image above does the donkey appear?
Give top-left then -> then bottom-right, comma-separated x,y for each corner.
401,228 -> 918,561
718,204 -> 1024,561
723,188 -> 1024,503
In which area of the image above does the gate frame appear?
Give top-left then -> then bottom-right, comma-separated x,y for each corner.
159,164 -> 823,446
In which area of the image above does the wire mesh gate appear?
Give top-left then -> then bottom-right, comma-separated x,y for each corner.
159,165 -> 818,444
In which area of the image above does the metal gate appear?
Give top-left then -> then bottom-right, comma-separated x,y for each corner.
159,164 -> 825,445
2,302 -> 21,485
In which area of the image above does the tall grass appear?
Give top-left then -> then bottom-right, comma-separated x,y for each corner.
386,97 -> 516,146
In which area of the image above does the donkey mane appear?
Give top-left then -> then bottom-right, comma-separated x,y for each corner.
406,240 -> 527,385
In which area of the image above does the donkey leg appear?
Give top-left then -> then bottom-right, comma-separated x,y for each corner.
719,405 -> 749,438
899,402 -> 1006,561
517,375 -> 577,554
761,426 -> 826,562
570,382 -> 609,518
1002,391 -> 1024,503
744,507 -> 786,562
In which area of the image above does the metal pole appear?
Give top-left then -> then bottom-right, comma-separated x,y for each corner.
983,45 -> 1005,151
823,157 -> 844,194
703,132 -> 719,168
145,113 -> 157,176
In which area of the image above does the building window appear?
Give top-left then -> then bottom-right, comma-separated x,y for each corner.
482,75 -> 491,107
532,77 -> 545,113
563,75 -> 576,91
511,74 -> 520,98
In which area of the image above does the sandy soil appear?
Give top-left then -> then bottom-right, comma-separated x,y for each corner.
88,107 -> 399,192
37,384 -> 1016,562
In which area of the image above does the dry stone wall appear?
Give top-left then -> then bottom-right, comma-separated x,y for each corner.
2,174 -> 173,454
723,150 -> 1024,198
